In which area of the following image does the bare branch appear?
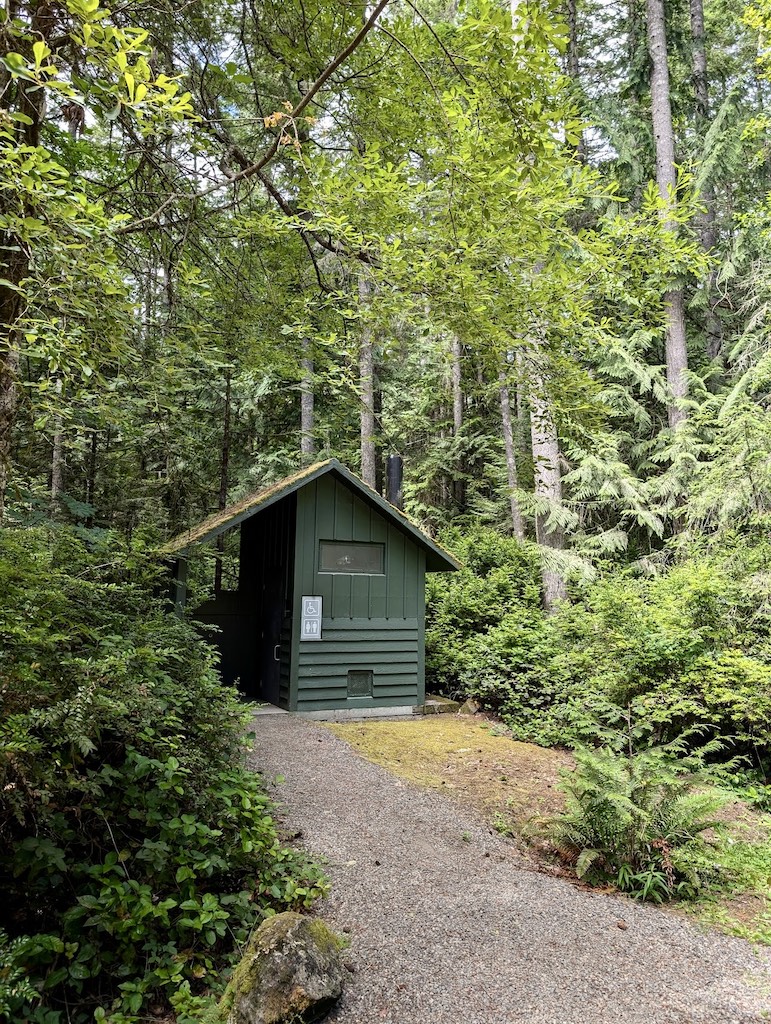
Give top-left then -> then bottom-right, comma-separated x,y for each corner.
116,0 -> 392,236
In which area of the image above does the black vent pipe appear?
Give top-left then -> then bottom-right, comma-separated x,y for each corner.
386,454 -> 403,510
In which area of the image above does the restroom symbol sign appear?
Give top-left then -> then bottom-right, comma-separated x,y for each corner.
300,596 -> 322,641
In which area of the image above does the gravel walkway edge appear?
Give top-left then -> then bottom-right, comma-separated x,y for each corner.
250,716 -> 771,1024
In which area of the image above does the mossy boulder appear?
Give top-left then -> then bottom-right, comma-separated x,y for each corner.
221,912 -> 345,1024
457,698 -> 480,716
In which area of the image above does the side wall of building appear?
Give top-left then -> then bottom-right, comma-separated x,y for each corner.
291,474 -> 426,711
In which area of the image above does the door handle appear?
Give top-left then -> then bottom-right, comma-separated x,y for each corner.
273,645 -> 280,662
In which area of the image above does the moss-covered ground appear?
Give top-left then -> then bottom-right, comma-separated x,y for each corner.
326,715 -> 771,945
326,716 -> 572,837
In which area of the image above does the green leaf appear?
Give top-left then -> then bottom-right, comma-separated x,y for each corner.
575,848 -> 601,878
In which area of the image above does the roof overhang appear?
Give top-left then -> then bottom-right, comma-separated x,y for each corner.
163,459 -> 460,572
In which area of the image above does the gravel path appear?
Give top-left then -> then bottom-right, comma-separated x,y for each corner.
250,716 -> 771,1024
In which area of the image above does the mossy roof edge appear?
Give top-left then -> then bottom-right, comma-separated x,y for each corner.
162,458 -> 460,572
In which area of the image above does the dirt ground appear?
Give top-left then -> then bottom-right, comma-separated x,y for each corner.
255,714 -> 771,1023
325,713 -> 771,943
326,714 -> 573,838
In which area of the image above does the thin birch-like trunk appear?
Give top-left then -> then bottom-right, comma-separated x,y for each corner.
358,275 -> 376,488
499,370 -> 525,540
530,376 -> 567,609
300,337 -> 315,463
510,0 -> 567,607
450,333 -> 465,507
50,379 -> 64,507
647,0 -> 688,428
689,0 -> 722,360
451,334 -> 463,435
85,428 -> 97,525
0,342 -> 19,521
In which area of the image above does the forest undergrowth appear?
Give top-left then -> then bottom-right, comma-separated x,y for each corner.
0,528 -> 327,1024
330,716 -> 771,942
425,525 -> 771,925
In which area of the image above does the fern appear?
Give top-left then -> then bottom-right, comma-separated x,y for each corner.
548,713 -> 727,901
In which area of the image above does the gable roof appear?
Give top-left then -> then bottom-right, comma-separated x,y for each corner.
163,459 -> 460,572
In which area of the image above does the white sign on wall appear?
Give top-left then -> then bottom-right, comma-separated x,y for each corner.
300,596 -> 322,641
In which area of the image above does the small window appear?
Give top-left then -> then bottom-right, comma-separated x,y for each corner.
319,541 -> 384,575
347,670 -> 373,697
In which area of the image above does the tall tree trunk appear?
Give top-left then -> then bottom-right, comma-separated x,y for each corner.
451,334 -> 463,436
647,0 -> 689,428
0,340 -> 19,522
690,0 -> 722,360
450,333 -> 465,508
565,0 -> 586,160
374,375 -> 384,495
85,427 -> 98,526
0,252 -> 25,520
499,369 -> 525,540
0,3 -> 53,520
300,337 -> 315,464
529,370 -> 567,610
510,1 -> 567,606
50,379 -> 64,508
358,274 -> 376,488
214,370 -> 232,595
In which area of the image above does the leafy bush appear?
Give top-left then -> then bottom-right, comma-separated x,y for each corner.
0,930 -> 38,1017
457,611 -> 591,746
0,527 -> 326,1024
425,527 -> 542,693
548,714 -> 727,902
427,530 -> 771,769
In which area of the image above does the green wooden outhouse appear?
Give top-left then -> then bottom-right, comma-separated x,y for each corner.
165,459 -> 459,713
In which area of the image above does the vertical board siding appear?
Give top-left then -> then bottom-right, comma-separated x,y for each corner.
293,476 -> 425,711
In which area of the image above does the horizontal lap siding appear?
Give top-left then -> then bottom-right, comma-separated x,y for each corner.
296,620 -> 419,710
292,477 -> 425,711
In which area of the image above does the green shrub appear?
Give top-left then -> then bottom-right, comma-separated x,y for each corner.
425,526 -> 542,693
549,715 -> 727,901
632,649 -> 771,756
549,561 -> 735,703
427,531 -> 771,756
0,527 -> 326,1024
457,610 -> 594,746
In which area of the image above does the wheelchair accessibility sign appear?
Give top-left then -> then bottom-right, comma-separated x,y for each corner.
300,596 -> 322,640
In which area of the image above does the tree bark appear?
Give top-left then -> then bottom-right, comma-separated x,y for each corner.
0,341 -> 19,521
0,3 -> 54,520
451,334 -> 463,436
565,0 -> 586,159
647,0 -> 689,428
499,369 -> 525,540
510,2 -> 567,605
214,370 -> 232,595
450,333 -> 465,508
358,274 -> 376,488
689,0 -> 722,360
530,376 -> 567,610
85,427 -> 98,525
374,375 -> 384,495
50,379 -> 64,508
300,337 -> 315,463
